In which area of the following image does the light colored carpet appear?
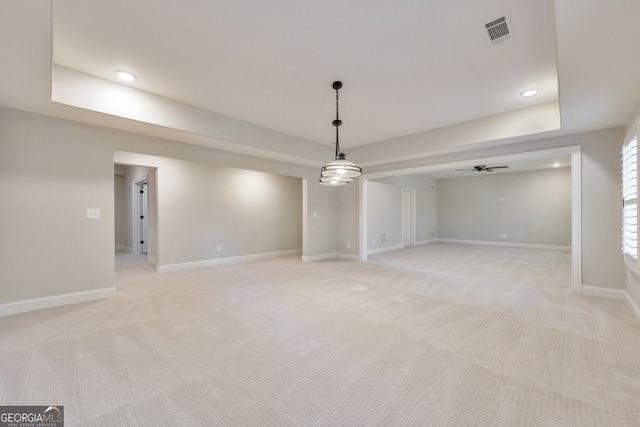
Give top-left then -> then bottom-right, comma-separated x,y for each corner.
1,243 -> 639,426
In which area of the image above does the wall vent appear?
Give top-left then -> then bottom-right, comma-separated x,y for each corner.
485,15 -> 512,44
379,232 -> 387,245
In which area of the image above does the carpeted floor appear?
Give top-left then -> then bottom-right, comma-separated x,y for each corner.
1,243 -> 639,426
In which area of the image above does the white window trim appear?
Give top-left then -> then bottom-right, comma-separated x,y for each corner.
623,120 -> 640,273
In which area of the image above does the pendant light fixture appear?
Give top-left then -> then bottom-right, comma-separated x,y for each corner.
319,81 -> 362,185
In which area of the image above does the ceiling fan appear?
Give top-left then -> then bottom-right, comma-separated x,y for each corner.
455,165 -> 509,172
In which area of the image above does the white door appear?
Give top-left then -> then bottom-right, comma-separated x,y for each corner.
139,182 -> 148,255
402,189 -> 412,247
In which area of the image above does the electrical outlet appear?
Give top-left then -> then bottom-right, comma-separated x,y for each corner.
500,234 -> 507,239
373,238 -> 376,244
86,208 -> 101,219
216,245 -> 222,252
345,242 -> 350,249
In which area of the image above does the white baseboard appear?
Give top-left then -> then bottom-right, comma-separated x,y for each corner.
625,291 -> 640,325
335,253 -> 359,261
437,238 -> 571,251
582,286 -> 640,326
368,244 -> 404,255
416,239 -> 438,246
157,249 -> 301,272
301,253 -> 359,262
302,253 -> 336,262
115,245 -> 125,250
582,285 -> 626,300
0,287 -> 116,317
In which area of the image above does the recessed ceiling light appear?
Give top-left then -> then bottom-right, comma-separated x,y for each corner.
520,89 -> 539,97
115,70 -> 136,82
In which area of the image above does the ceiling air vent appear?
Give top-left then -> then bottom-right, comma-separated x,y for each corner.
485,15 -> 512,44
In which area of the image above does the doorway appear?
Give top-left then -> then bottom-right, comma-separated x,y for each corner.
114,161 -> 157,265
402,188 -> 416,247
135,179 -> 149,255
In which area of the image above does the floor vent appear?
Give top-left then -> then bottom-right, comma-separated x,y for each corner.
485,15 -> 512,44
379,232 -> 387,245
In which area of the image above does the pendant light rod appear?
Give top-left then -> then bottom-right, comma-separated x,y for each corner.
319,80 -> 362,185
333,81 -> 342,160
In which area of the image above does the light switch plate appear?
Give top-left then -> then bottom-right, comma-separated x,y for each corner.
87,208 -> 101,219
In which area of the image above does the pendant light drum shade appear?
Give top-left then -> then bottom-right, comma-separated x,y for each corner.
321,158 -> 362,179
319,176 -> 349,185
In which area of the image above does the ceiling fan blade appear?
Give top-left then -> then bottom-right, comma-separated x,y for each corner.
455,165 -> 508,172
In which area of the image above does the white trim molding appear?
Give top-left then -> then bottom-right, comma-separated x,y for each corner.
570,149 -> 582,294
302,253 -> 337,262
416,239 -> 439,246
582,286 -> 640,326
0,287 -> 116,317
626,268 -> 640,325
436,238 -> 571,251
335,253 -> 360,261
368,244 -> 404,255
359,178 -> 368,261
302,252 -> 359,262
625,292 -> 640,325
581,286 -> 626,301
158,249 -> 301,272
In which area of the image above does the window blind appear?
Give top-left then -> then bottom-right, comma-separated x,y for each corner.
623,136 -> 638,259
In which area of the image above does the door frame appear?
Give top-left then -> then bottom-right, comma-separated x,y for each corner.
133,176 -> 149,256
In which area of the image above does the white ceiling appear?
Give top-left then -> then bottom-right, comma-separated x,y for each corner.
52,0 -> 559,148
1,0 -> 639,168
422,154 -> 572,180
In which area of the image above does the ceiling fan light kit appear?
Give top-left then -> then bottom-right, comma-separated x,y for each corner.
319,81 -> 362,186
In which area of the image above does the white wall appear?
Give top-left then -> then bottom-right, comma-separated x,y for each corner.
334,182 -> 359,258
0,103 -> 631,313
396,174 -> 438,243
353,127 -> 625,291
579,132 -> 624,291
0,107 -> 331,311
0,109 -> 115,304
367,180 -> 402,251
366,175 -> 438,252
157,158 -> 302,266
115,154 -> 303,269
437,168 -> 571,247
